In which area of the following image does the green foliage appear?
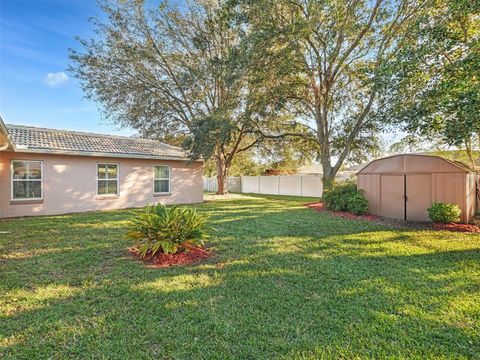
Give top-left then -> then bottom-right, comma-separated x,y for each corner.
323,182 -> 369,215
69,0 -> 301,194
346,192 -> 370,216
428,202 -> 462,224
236,0 -> 424,182
379,0 -> 480,165
127,204 -> 210,256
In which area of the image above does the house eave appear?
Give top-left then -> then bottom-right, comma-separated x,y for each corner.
9,147 -> 202,162
0,117 -> 15,151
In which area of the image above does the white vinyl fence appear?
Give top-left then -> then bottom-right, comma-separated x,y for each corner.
241,175 -> 323,197
203,177 -> 242,193
204,172 -> 356,197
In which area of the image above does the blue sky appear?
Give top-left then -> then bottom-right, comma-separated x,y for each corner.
0,0 -> 135,136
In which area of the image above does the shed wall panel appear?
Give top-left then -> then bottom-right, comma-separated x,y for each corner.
406,174 -> 431,221
465,173 -> 477,221
380,175 -> 404,220
432,173 -> 467,223
358,174 -> 381,215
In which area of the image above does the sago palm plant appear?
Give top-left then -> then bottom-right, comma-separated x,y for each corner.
127,203 -> 210,257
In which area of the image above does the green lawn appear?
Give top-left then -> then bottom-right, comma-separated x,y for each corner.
1,194 -> 479,359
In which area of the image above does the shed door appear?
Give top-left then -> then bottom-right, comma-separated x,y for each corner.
380,175 -> 405,220
406,174 -> 432,221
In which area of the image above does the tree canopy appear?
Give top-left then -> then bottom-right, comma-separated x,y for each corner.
69,0 -> 299,194
234,0 -> 428,186
379,0 -> 480,167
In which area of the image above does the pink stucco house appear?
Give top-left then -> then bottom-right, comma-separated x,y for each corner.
0,118 -> 203,218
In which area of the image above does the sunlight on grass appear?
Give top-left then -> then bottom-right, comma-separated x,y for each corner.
133,274 -> 222,293
2,284 -> 80,316
1,194 -> 479,359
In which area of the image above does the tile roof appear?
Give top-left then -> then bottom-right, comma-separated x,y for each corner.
6,124 -> 193,160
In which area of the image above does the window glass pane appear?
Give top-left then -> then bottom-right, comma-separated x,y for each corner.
27,162 -> 42,179
97,165 -> 107,179
97,180 -> 118,195
13,181 -> 41,199
98,180 -> 107,195
107,180 -> 118,194
13,162 -> 27,179
154,166 -> 169,179
155,179 -> 169,193
13,161 -> 42,180
107,165 -> 118,179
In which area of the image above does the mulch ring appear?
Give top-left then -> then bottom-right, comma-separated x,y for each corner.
305,202 -> 480,233
129,246 -> 212,268
433,223 -> 480,233
305,202 -> 378,221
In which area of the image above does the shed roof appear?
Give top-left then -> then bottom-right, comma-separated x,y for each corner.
5,124 -> 196,161
357,154 -> 475,174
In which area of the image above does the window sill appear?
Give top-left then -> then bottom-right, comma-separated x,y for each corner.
153,193 -> 171,197
10,199 -> 44,205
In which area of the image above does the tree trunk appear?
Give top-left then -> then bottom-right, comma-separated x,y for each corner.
215,155 -> 228,195
465,139 -> 476,170
321,161 -> 335,192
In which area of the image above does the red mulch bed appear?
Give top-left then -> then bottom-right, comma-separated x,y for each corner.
433,223 -> 480,233
305,202 -> 325,211
305,202 -> 378,221
306,201 -> 480,233
129,246 -> 212,268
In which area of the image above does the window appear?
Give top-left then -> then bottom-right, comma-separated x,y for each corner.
97,164 -> 119,196
11,160 -> 43,200
154,165 -> 170,194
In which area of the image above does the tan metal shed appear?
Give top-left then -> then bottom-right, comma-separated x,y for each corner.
357,154 -> 477,223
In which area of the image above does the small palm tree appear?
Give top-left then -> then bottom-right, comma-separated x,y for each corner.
127,204 -> 210,257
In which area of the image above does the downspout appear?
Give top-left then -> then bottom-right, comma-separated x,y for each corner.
0,142 -> 9,151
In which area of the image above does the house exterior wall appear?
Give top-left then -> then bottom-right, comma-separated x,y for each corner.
0,151 -> 203,218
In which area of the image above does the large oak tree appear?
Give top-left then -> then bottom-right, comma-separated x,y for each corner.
236,0 -> 427,187
69,0 -> 297,194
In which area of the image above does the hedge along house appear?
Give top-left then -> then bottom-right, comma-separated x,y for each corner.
357,154 -> 477,223
0,118 -> 203,219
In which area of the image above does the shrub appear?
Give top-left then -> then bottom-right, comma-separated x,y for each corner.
346,192 -> 369,215
323,181 -> 369,215
427,202 -> 461,223
127,203 -> 210,257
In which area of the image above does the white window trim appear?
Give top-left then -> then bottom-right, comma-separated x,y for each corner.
96,163 -> 120,196
10,160 -> 44,201
153,165 -> 171,195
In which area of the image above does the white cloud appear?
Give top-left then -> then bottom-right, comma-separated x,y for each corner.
43,72 -> 69,87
